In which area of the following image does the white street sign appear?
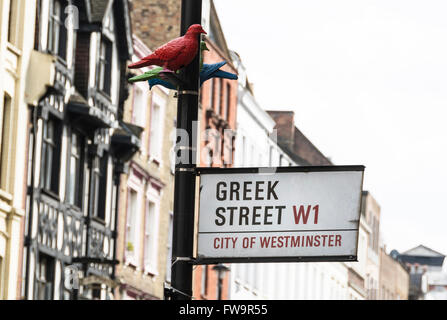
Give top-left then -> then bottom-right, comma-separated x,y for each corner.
196,166 -> 364,263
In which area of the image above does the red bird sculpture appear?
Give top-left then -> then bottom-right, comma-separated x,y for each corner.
128,24 -> 207,71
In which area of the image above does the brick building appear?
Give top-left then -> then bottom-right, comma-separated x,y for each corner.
266,111 -> 332,166
193,0 -> 238,300
125,0 -> 238,300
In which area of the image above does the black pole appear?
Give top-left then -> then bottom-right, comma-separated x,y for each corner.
170,0 -> 202,300
217,275 -> 223,300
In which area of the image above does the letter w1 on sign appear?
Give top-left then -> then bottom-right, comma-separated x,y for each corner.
293,205 -> 319,224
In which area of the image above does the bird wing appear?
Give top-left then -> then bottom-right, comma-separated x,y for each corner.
154,37 -> 189,64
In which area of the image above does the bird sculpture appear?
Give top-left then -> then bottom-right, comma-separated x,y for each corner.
140,61 -> 238,90
128,41 -> 238,90
128,24 -> 207,71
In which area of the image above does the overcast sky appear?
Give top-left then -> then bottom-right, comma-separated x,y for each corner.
214,0 -> 447,255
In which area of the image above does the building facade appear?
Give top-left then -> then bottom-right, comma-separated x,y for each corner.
362,191 -> 381,300
113,35 -> 177,300
379,247 -> 409,300
229,51 -> 299,300
224,58 -> 351,299
346,212 -> 370,300
0,0 -> 35,299
392,245 -> 446,300
21,0 -> 139,300
193,0 -> 238,300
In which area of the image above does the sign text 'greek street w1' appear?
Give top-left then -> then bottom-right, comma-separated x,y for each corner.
196,166 -> 365,264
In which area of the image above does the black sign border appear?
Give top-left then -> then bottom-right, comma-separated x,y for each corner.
194,165 -> 365,265
196,165 -> 365,175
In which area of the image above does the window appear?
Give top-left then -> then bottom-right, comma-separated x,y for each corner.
92,154 -> 108,220
253,264 -> 259,291
98,38 -> 113,96
36,254 -> 55,300
144,201 -> 158,273
201,265 -> 209,297
241,136 -> 246,166
215,79 -> 221,115
91,284 -> 102,300
126,188 -> 139,265
268,146 -> 273,167
209,79 -> 215,109
225,83 -> 231,120
48,0 -> 67,60
8,0 -> 22,46
165,212 -> 173,282
67,132 -> 84,207
0,95 -> 12,189
149,101 -> 162,161
132,86 -> 147,128
41,117 -> 61,194
0,257 -> 3,299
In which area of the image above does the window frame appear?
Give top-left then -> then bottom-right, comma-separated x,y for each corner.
143,184 -> 161,275
165,211 -> 173,283
35,253 -> 55,300
148,93 -> 166,164
66,130 -> 85,209
225,83 -> 231,120
91,153 -> 108,222
0,95 -> 12,190
215,79 -> 221,116
98,37 -> 113,97
40,116 -> 62,196
7,0 -> 22,47
125,172 -> 144,268
47,0 -> 68,61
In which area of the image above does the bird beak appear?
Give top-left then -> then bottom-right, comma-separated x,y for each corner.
201,29 -> 207,35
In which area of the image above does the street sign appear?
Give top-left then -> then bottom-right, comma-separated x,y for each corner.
195,166 -> 365,264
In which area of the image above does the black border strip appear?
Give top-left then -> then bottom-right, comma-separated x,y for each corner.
194,255 -> 358,265
196,165 -> 365,175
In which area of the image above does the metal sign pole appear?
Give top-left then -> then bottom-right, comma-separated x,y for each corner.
170,0 -> 202,301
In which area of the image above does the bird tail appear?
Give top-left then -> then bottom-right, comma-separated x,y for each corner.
214,70 -> 238,80
128,57 -> 158,69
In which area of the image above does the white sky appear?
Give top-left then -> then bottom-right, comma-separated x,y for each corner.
214,0 -> 447,255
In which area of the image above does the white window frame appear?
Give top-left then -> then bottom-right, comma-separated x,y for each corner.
132,83 -> 148,154
148,93 -> 165,165
125,173 -> 143,269
132,84 -> 148,127
143,183 -> 161,275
